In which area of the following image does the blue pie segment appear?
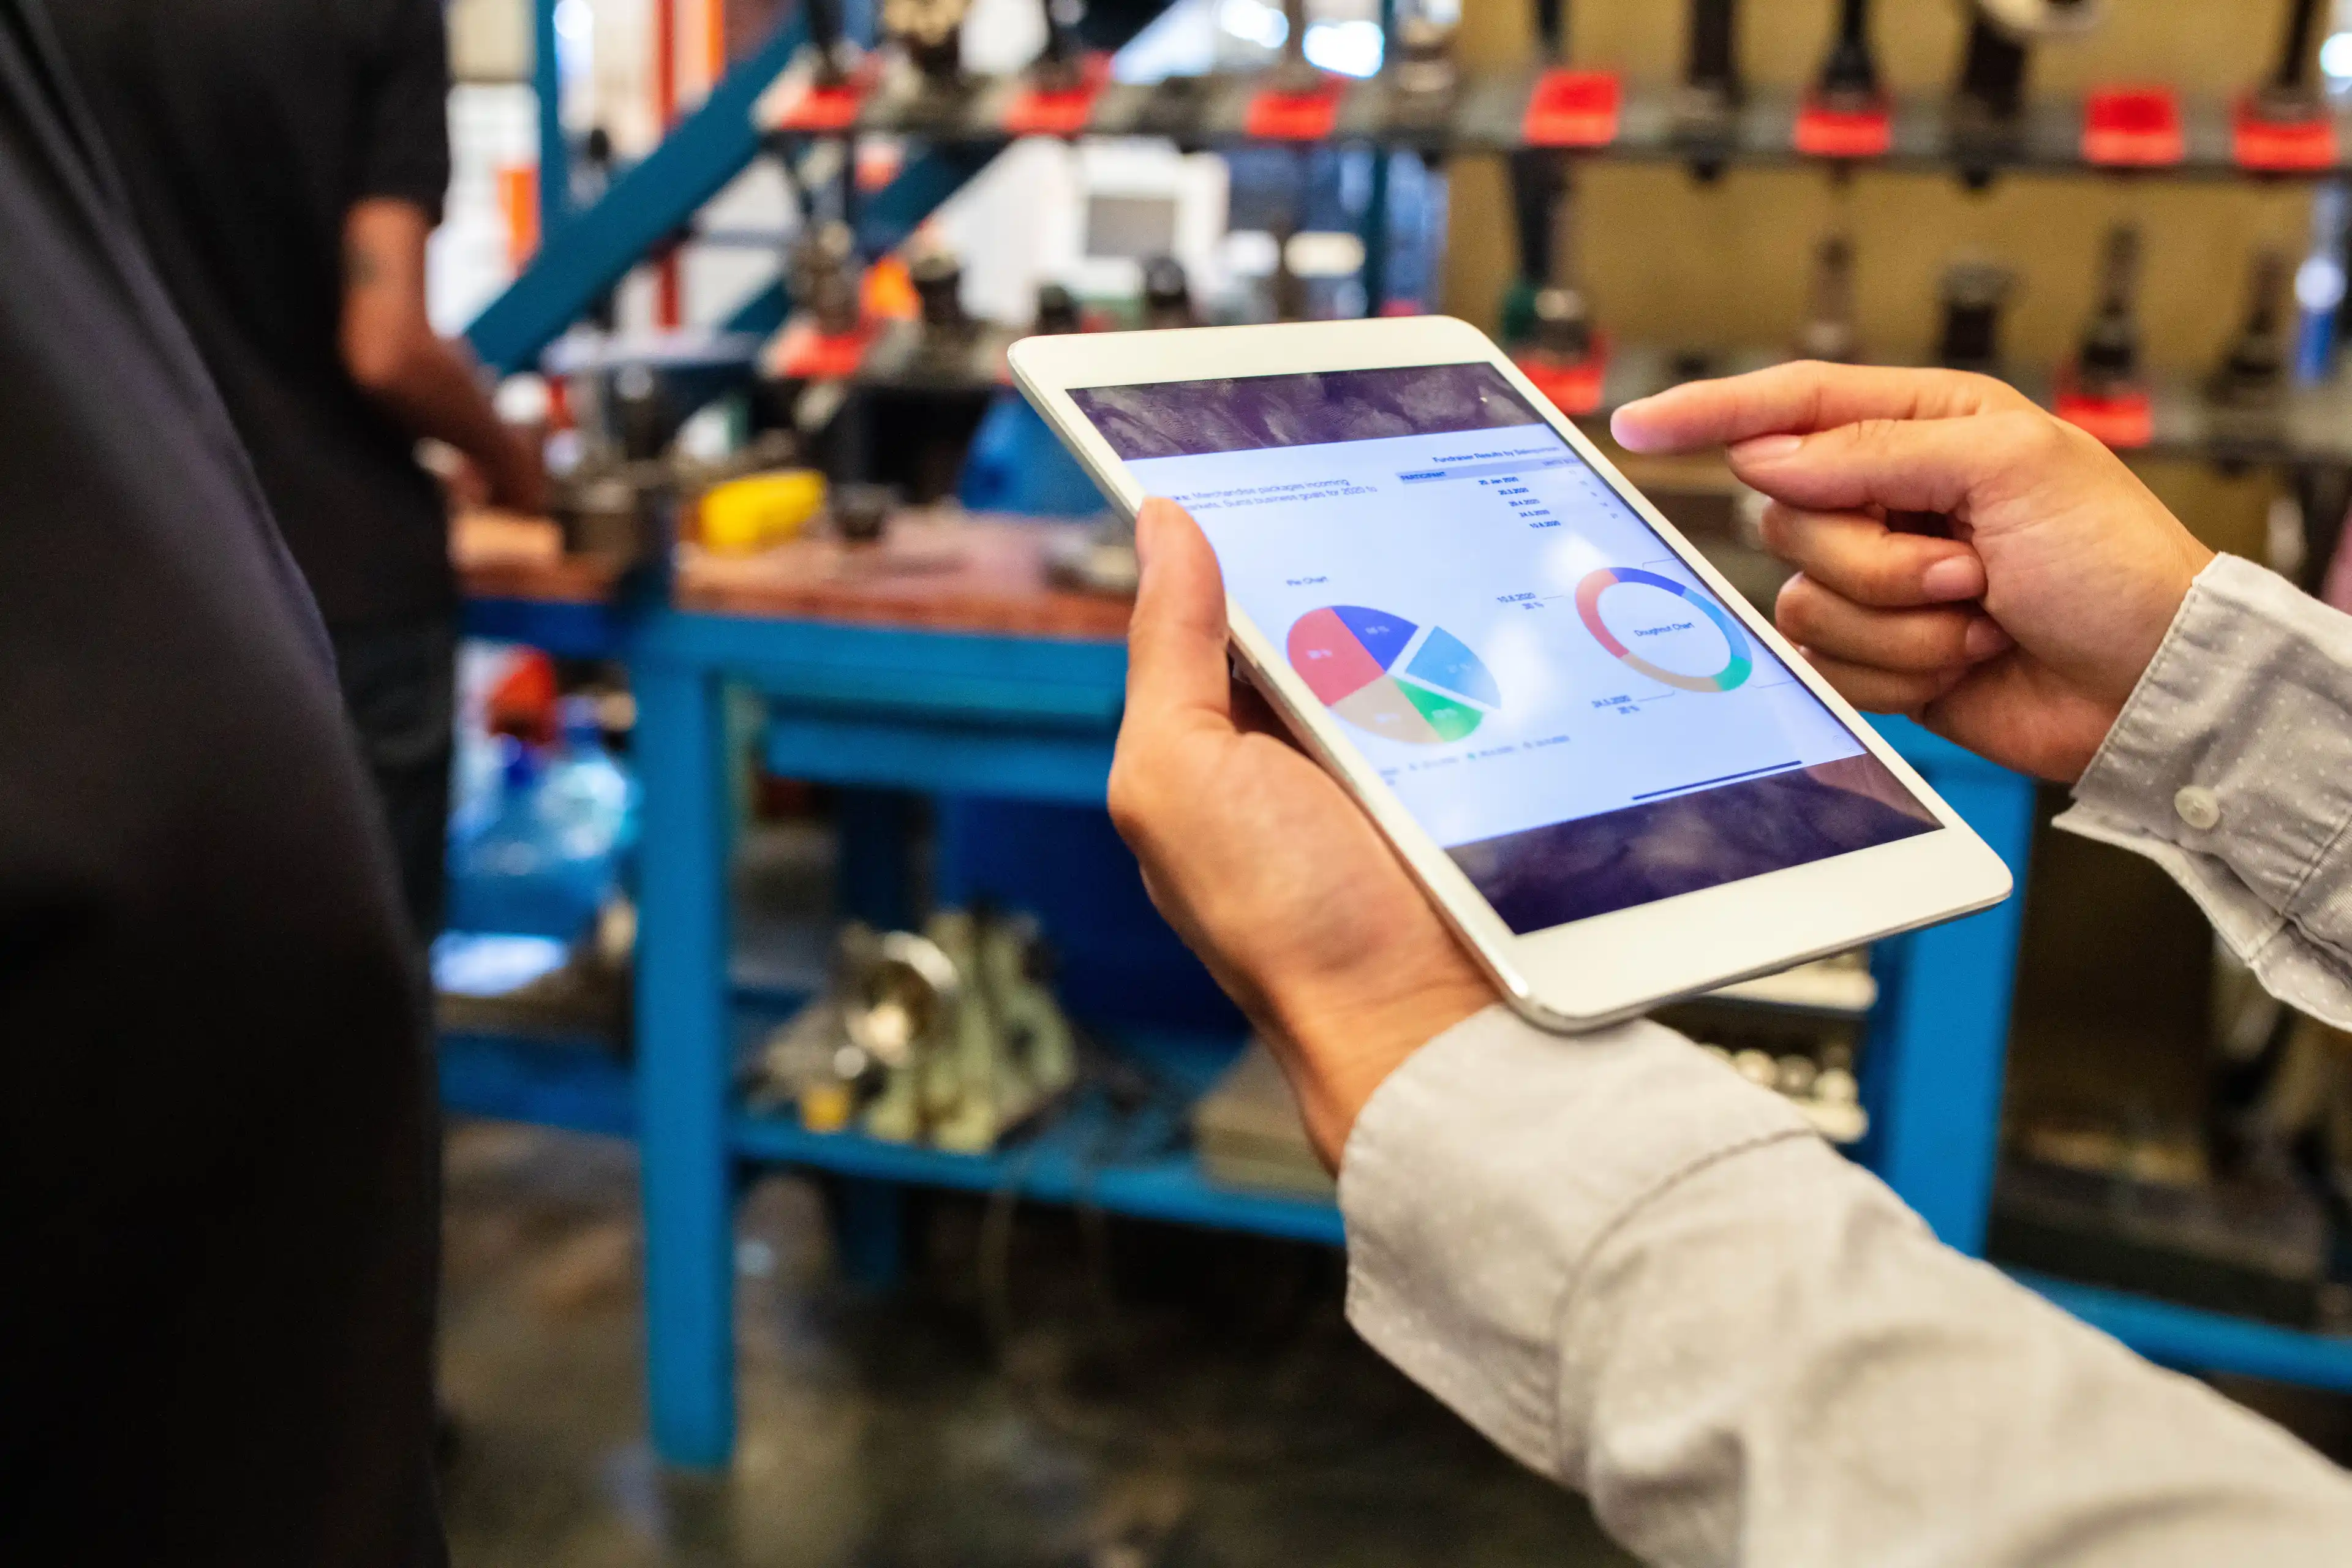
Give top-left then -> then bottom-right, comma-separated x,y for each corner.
1334,605 -> 1417,670
1406,626 -> 1503,708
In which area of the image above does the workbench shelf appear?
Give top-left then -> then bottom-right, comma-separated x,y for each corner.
735,1093 -> 1344,1251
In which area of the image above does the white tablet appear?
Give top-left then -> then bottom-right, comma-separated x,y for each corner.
1009,316 -> 2013,1031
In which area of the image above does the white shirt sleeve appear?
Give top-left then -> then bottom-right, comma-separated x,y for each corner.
2057,552 -> 2352,1026
1339,555 -> 2352,1563
1340,1009 -> 2352,1566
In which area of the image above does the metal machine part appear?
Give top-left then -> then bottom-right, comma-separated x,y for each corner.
1531,285 -> 1593,361
1795,234 -> 1861,364
1675,0 -> 1743,173
1954,0 -> 2104,128
1035,0 -> 1088,92
1268,0 -> 1321,97
805,0 -> 855,86
910,247 -> 974,339
2211,249 -> 2293,411
842,927 -> 963,1069
830,481 -> 897,544
550,464 -> 660,560
775,911 -> 1079,1152
2256,0 -> 2328,123
883,0 -> 968,85
788,220 -> 862,337
1033,281 -> 1082,335
2076,224 -> 2144,396
1391,13 -> 1459,110
1683,0 -> 1740,106
1814,0 -> 1882,108
1937,258 -> 2015,374
1142,254 -> 1196,329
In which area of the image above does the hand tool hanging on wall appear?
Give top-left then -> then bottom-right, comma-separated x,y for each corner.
883,0 -> 974,127
2057,224 -> 2154,449
2209,248 -> 2293,439
1950,0 -> 2104,186
1036,0 -> 1087,92
1796,0 -> 1891,159
1142,255 -> 1196,329
1674,0 -> 1742,177
1794,234 -> 1861,363
1935,259 -> 2015,377
2238,0 -> 2339,170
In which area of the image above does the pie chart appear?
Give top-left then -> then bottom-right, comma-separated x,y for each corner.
1575,567 -> 1754,693
1286,606 -> 1499,745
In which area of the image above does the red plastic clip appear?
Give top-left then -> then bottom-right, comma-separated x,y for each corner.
1793,94 -> 1893,159
2233,96 -> 2339,173
771,69 -> 873,133
2081,86 -> 2184,168
1516,337 -> 1611,417
1522,69 -> 1623,149
770,320 -> 875,382
1245,77 -> 1344,141
1002,54 -> 1112,137
2053,377 -> 2154,450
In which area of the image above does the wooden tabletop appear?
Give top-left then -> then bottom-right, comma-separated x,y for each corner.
674,511 -> 1133,641
456,507 -> 1134,641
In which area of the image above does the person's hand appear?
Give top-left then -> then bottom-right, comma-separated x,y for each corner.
1611,363 -> 2216,782
1110,500 -> 1494,1166
484,423 -> 549,516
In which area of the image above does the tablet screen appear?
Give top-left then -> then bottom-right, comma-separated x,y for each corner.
1070,362 -> 1940,933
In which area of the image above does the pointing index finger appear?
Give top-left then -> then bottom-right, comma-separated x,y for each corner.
1610,361 -> 2027,454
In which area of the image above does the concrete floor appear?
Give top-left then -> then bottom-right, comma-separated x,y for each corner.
437,1118 -> 1636,1567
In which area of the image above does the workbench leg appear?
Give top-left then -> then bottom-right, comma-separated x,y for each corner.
1863,772 -> 2038,1255
634,661 -> 737,1470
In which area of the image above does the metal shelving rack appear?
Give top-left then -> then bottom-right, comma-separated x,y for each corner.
454,0 -> 2352,1470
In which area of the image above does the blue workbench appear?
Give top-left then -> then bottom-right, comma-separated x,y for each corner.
456,587 -> 2352,1469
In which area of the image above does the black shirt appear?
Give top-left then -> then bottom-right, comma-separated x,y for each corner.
46,0 -> 457,631
0,3 -> 440,1561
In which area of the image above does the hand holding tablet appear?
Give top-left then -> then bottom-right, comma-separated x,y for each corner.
1014,320 -> 2014,1030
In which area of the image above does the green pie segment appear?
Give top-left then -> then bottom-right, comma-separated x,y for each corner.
1400,679 -> 1484,741
1330,675 -> 1486,745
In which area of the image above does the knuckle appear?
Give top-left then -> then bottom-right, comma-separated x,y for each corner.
1774,574 -> 1826,639
1994,408 -> 2069,464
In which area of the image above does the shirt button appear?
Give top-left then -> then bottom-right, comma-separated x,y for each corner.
2174,785 -> 2222,831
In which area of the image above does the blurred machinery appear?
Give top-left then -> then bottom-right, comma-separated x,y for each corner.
753,911 -> 1079,1153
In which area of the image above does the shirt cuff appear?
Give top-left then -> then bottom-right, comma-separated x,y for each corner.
1336,1004 -> 1813,1478
2057,554 -> 2352,1022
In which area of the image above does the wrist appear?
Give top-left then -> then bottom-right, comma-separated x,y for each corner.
1261,958 -> 1493,1166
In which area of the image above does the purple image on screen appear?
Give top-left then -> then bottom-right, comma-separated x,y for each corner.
1069,364 -> 1545,461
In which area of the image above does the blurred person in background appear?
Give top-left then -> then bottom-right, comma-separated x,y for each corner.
47,0 -> 545,944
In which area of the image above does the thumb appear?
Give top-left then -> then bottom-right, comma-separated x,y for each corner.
1127,499 -> 1233,725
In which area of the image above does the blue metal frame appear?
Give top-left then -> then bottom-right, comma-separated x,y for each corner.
1855,718 -> 2039,1253
598,606 -> 2049,1467
534,0 -> 567,242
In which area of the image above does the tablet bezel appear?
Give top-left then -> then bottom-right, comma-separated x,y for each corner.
1009,316 -> 2014,1030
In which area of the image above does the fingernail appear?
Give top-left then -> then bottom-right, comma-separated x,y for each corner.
1133,503 -> 1159,568
1728,434 -> 1804,462
1920,555 -> 1985,601
1963,616 -> 2013,659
